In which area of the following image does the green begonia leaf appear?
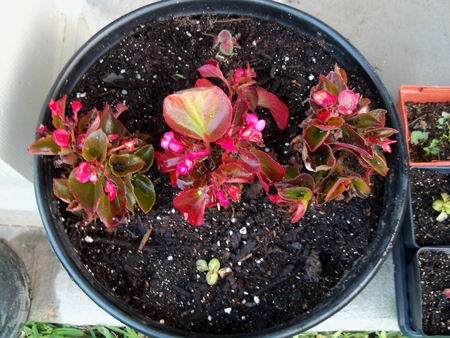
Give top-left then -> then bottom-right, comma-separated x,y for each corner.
109,154 -> 145,177
134,144 -> 154,173
83,129 -> 107,163
131,174 -> 155,213
53,179 -> 74,203
97,175 -> 127,228
68,168 -> 102,215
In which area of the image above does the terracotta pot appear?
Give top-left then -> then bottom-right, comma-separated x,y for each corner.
397,85 -> 450,167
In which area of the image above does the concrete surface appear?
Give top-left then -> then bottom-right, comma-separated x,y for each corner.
3,0 -> 450,334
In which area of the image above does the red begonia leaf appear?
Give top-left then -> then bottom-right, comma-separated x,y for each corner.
253,150 -> 285,192
256,87 -> 289,130
155,151 -> 185,173
312,116 -> 344,130
114,103 -> 129,119
51,95 -> 67,130
302,143 -> 335,172
363,128 -> 398,140
131,173 -> 155,213
289,202 -> 308,223
326,71 -> 347,93
241,87 -> 258,111
231,96 -> 249,130
197,60 -> 231,94
353,98 -> 371,114
78,109 -> 99,134
313,75 -> 340,99
97,175 -> 126,228
163,86 -> 232,143
222,149 -> 260,173
174,187 -> 210,226
367,109 -> 387,126
217,163 -> 255,183
331,125 -> 373,158
194,79 -> 215,88
361,153 -> 388,176
334,64 -> 347,84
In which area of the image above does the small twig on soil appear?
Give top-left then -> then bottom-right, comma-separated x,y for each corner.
97,89 -> 116,97
287,65 -> 303,69
138,226 -> 153,251
408,114 -> 428,126
238,253 -> 253,262
201,32 -> 216,38
213,18 -> 253,24
291,80 -> 302,88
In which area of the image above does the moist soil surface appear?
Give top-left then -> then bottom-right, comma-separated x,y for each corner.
54,14 -> 386,334
410,169 -> 450,246
418,249 -> 450,336
406,101 -> 450,163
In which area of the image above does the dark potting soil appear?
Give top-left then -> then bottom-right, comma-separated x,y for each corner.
418,249 -> 450,336
406,101 -> 450,163
410,169 -> 450,246
54,15 -> 386,333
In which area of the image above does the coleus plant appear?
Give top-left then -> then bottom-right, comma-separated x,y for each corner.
213,29 -> 240,56
269,65 -> 398,223
28,96 -> 155,227
156,60 -> 289,225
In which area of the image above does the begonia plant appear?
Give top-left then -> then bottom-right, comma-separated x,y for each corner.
156,60 -> 289,225
269,65 -> 398,223
28,96 -> 155,227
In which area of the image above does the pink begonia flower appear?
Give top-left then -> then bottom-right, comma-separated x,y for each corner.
216,135 -> 236,152
338,90 -> 359,110
104,180 -> 117,201
239,114 -> 266,142
77,134 -> 86,150
176,151 -> 211,175
216,189 -> 230,207
122,137 -> 137,151
48,99 -> 62,116
443,289 -> 450,298
161,131 -> 184,153
75,162 -> 98,185
233,68 -> 244,85
313,90 -> 337,108
36,125 -> 51,137
225,185 -> 241,202
108,134 -> 119,142
188,150 -> 211,159
72,101 -> 82,113
53,129 -> 70,148
378,139 -> 396,153
268,194 -> 283,203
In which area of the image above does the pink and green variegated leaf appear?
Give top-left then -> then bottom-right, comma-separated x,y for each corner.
222,149 -> 260,173
368,109 -> 387,126
284,167 -> 300,181
134,144 -> 154,173
217,163 -> 255,183
131,173 -> 155,213
326,71 -> 347,93
331,125 -> 373,158
302,143 -> 335,172
82,129 -> 108,163
28,136 -> 61,155
194,78 -> 215,88
100,105 -> 126,147
155,151 -> 185,173
353,98 -> 370,114
124,176 -> 136,214
97,175 -> 126,228
253,150 -> 285,192
109,154 -> 145,177
361,153 -> 388,176
303,125 -> 329,152
78,109 -> 99,134
352,178 -> 370,198
174,187 -> 210,226
53,179 -> 74,203
197,60 -> 231,94
241,87 -> 258,111
346,113 -> 383,130
218,29 -> 232,43
334,64 -> 347,84
278,186 -> 312,202
220,42 -> 233,55
312,116 -> 344,130
163,86 -> 232,142
313,75 -> 340,99
256,87 -> 289,130
363,128 -> 398,140
68,167 -> 103,215
51,95 -> 67,130
289,202 -> 308,223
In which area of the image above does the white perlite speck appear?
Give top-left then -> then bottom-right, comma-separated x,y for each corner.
84,236 -> 93,243
308,75 -> 315,80
254,296 -> 260,304
167,256 -> 173,261
224,308 -> 232,314
239,227 -> 247,235
207,315 -> 212,321
159,319 -> 165,324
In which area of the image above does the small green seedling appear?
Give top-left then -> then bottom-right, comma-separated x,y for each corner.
212,30 -> 239,56
410,130 -> 428,145
196,258 -> 229,285
432,193 -> 450,222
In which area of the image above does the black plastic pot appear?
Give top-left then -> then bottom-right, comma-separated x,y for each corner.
403,167 -> 450,249
0,241 -> 30,338
34,0 -> 408,337
406,247 -> 450,337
